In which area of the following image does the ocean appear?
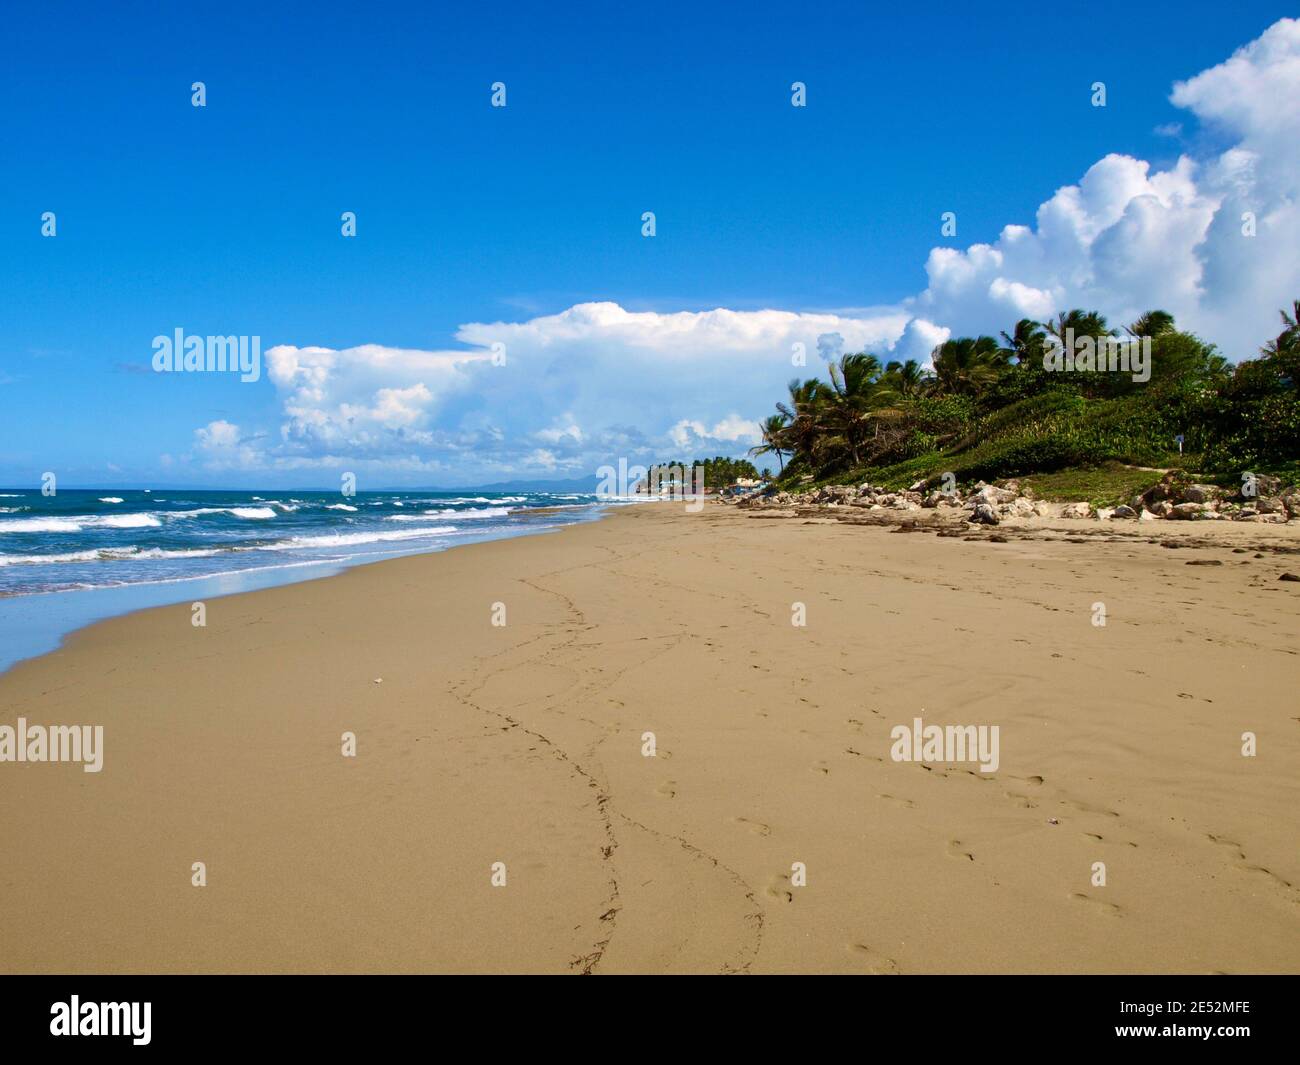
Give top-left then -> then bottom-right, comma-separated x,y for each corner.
0,488 -> 614,672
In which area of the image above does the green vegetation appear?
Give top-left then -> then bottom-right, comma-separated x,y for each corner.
1016,465 -> 1174,507
751,302 -> 1300,493
649,455 -> 760,488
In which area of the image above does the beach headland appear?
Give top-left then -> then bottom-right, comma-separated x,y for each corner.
1,503 -> 1297,973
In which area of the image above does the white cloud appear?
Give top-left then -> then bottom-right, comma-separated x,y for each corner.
264,343 -> 489,456
185,20 -> 1299,482
535,417 -> 584,445
193,420 -> 261,470
907,18 -> 1300,352
218,305 -> 908,475
668,414 -> 761,450
524,448 -> 561,471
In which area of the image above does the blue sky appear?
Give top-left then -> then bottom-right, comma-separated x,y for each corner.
2,2 -> 1297,487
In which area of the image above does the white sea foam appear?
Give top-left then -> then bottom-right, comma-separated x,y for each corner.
0,518 -> 86,533
0,546 -> 224,566
98,497 -> 125,504
96,513 -> 163,528
260,526 -> 458,549
170,506 -> 277,520
0,513 -> 162,533
325,503 -> 358,512
0,549 -> 102,565
386,507 -> 510,522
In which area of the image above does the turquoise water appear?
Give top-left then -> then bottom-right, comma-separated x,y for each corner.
0,488 -> 609,673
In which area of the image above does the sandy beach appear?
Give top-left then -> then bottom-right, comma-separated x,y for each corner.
1,503 -> 1298,974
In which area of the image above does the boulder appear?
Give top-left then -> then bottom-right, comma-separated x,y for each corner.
1180,484 -> 1219,504
1252,474 -> 1284,498
969,503 -> 1000,525
1169,502 -> 1208,520
1061,502 -> 1091,519
1112,504 -> 1137,519
972,484 -> 1017,506
1141,479 -> 1176,504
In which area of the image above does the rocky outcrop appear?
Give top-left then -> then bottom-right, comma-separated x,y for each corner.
731,473 -> 1298,525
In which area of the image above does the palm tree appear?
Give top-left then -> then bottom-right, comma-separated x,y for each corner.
1125,309 -> 1175,339
1260,299 -> 1300,389
1261,299 -> 1300,358
775,378 -> 829,462
824,353 -> 892,465
749,413 -> 791,472
999,318 -> 1047,367
1043,309 -> 1111,351
883,359 -> 927,396
930,336 -> 1007,395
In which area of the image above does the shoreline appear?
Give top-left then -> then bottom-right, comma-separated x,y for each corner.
2,504 -> 1297,973
0,502 -> 612,677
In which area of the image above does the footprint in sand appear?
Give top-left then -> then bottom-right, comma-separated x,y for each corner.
845,747 -> 884,762
810,761 -> 830,775
876,794 -> 916,809
847,943 -> 900,974
657,780 -> 677,799
1207,834 -> 1297,892
1061,798 -> 1121,818
733,816 -> 772,837
1206,833 -> 1244,857
1003,791 -> 1038,809
946,839 -> 975,862
1069,892 -> 1122,916
765,874 -> 793,903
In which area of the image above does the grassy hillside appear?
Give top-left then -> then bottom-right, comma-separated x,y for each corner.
754,304 -> 1300,498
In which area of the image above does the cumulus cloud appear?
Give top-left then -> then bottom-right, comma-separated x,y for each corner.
193,420 -> 262,470
667,414 -> 761,450
186,20 -> 1299,482
191,306 -> 894,477
907,17 -> 1300,351
264,343 -> 489,457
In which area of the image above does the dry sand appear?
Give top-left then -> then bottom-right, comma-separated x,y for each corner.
1,504 -> 1298,974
